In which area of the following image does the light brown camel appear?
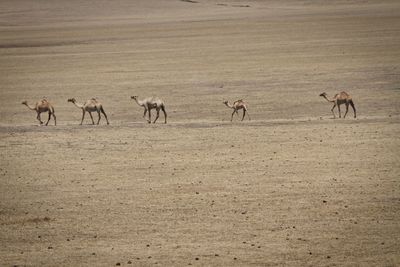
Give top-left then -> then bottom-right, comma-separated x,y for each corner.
131,96 -> 167,124
67,98 -> 109,125
319,91 -> 356,118
21,98 -> 56,125
223,99 -> 251,121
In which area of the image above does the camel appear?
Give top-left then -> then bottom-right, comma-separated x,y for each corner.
67,98 -> 109,125
131,96 -> 167,124
223,99 -> 251,122
319,91 -> 356,119
21,98 -> 56,126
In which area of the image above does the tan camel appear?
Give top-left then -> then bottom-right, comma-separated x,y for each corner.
223,99 -> 251,121
67,98 -> 109,125
21,98 -> 56,126
131,96 -> 167,124
319,91 -> 356,118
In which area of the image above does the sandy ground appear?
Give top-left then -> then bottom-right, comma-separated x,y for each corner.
1,0 -> 400,266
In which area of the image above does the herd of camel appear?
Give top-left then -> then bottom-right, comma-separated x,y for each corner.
21,91 -> 356,126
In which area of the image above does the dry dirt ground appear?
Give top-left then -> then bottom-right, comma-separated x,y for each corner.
1,0 -> 400,266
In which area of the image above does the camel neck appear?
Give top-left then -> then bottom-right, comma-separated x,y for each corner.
72,101 -> 84,109
24,103 -> 36,110
134,98 -> 144,107
224,102 -> 234,108
322,95 -> 334,102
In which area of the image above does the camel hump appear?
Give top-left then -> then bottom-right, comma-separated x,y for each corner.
340,91 -> 350,96
152,97 -> 163,104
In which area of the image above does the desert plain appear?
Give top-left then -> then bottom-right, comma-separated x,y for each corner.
0,0 -> 400,266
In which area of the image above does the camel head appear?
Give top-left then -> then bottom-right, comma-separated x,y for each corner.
319,92 -> 327,97
21,100 -> 27,105
222,100 -> 228,105
131,96 -> 138,100
67,98 -> 76,103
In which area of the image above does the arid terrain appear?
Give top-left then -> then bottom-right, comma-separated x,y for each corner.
1,0 -> 399,266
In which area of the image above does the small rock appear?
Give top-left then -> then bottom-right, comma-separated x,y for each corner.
116,263 -> 121,266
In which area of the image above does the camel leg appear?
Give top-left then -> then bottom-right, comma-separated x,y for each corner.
162,106 -> 167,123
331,104 -> 336,119
100,107 -> 109,125
148,108 -> 152,123
96,110 -> 101,125
80,110 -> 85,125
89,112 -> 95,125
344,103 -> 349,118
246,109 -> 251,120
153,108 -> 160,124
337,104 -> 342,118
350,101 -> 356,118
52,112 -> 57,126
231,110 -> 236,122
36,112 -> 43,125
241,109 -> 246,121
45,111 -> 51,126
